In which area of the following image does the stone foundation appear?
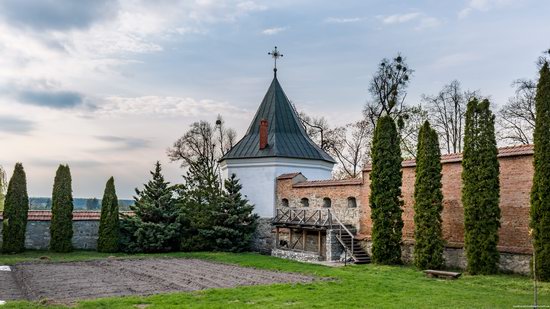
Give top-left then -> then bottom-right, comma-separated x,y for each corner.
325,229 -> 344,261
360,239 -> 531,274
271,248 -> 322,262
251,218 -> 273,254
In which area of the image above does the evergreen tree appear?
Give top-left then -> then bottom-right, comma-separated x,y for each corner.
97,177 -> 119,253
49,165 -> 74,252
369,115 -> 404,264
530,61 -> 550,281
119,161 -> 180,253
462,98 -> 500,275
179,157 -> 222,251
1,163 -> 29,253
210,174 -> 259,252
413,121 -> 444,269
0,165 -> 7,212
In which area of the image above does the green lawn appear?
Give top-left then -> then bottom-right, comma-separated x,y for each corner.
1,251 -> 549,308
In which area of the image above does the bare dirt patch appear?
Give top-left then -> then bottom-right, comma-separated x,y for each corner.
4,258 -> 315,303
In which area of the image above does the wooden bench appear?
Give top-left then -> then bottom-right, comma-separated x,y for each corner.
424,270 -> 462,279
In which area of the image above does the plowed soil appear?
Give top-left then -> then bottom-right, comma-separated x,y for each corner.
0,258 -> 315,304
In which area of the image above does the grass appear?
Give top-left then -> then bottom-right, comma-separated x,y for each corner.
1,251 -> 549,308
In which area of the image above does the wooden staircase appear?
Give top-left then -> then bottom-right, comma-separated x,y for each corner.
332,217 -> 371,265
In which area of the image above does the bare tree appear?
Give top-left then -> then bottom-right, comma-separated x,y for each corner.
422,80 -> 478,154
497,79 -> 536,145
331,120 -> 372,178
168,116 -> 236,178
364,54 -> 413,128
297,111 -> 334,152
398,105 -> 428,159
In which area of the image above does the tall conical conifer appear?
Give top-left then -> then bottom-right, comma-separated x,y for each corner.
530,61 -> 550,281
462,98 -> 500,275
50,165 -> 74,252
1,163 -> 29,253
413,121 -> 444,269
97,177 -> 119,253
369,115 -> 404,264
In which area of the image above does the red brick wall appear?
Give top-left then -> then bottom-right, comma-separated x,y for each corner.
277,148 -> 534,255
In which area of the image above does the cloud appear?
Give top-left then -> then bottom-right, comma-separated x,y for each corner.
96,96 -> 250,119
0,0 -> 117,30
381,12 -> 421,24
415,17 -> 442,30
262,27 -> 287,35
17,89 -> 84,109
324,17 -> 363,24
95,136 -> 151,150
432,52 -> 481,69
459,0 -> 518,18
0,116 -> 35,134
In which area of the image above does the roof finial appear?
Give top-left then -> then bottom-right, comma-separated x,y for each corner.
268,46 -> 283,77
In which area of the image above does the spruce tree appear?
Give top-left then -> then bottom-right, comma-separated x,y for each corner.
369,115 -> 404,264
97,177 -> 119,253
49,165 -> 74,252
462,98 -> 500,275
178,157 -> 222,251
530,61 -> 550,281
413,121 -> 444,269
119,161 -> 180,253
210,174 -> 259,252
2,163 -> 29,253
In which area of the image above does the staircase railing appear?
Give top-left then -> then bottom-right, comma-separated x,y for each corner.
329,209 -> 356,257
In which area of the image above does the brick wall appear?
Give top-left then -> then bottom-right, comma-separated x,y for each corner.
277,145 -> 534,255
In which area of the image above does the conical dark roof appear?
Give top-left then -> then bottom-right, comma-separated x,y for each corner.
221,75 -> 335,163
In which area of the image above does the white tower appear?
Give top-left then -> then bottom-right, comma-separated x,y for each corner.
219,47 -> 335,218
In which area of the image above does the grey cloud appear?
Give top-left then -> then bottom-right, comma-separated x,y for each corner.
0,0 -> 117,31
0,116 -> 35,134
17,90 -> 84,109
30,159 -> 104,168
96,136 -> 151,150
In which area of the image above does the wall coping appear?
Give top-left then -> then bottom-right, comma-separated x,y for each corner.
363,144 -> 534,171
0,210 -> 134,221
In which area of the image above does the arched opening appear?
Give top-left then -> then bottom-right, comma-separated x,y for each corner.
347,197 -> 357,208
323,197 -> 331,208
281,198 -> 289,207
300,198 -> 309,207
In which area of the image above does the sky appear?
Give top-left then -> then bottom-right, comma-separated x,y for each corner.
0,0 -> 549,198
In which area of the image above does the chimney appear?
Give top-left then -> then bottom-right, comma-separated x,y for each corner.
259,119 -> 268,150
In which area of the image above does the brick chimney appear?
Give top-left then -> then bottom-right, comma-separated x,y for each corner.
259,119 -> 268,150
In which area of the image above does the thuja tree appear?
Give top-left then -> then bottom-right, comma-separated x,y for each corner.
119,162 -> 180,253
178,157 -> 222,252
413,121 -> 444,269
462,98 -> 500,275
2,163 -> 29,253
530,61 -> 550,281
50,165 -> 74,252
369,115 -> 404,264
210,174 -> 259,252
97,177 -> 119,253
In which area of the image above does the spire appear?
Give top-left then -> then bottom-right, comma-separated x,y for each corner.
268,46 -> 283,77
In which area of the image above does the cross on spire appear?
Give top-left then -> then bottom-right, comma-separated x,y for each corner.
268,46 -> 283,76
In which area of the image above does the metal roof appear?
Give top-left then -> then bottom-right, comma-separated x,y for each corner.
221,74 -> 335,163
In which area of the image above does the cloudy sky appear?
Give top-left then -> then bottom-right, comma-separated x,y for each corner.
0,0 -> 548,198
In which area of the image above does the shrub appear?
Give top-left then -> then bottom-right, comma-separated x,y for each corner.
531,61 -> 550,281
369,115 -> 404,265
413,121 -> 444,269
1,163 -> 29,253
49,165 -> 74,253
97,177 -> 119,253
462,98 -> 500,275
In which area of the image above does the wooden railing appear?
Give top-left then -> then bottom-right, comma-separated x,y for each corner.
272,207 -> 332,226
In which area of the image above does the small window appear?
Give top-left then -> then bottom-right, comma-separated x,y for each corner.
323,197 -> 331,208
347,197 -> 357,208
300,198 -> 309,207
281,198 -> 289,207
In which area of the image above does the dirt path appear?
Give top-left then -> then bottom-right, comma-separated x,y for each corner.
1,258 -> 315,303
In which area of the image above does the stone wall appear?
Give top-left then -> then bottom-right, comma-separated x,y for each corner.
0,220 -> 99,250
251,218 -> 273,254
271,248 -> 322,262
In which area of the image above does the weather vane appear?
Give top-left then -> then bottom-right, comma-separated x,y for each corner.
268,46 -> 283,75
